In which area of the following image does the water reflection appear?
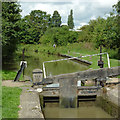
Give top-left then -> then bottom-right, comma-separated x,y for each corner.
3,53 -> 89,78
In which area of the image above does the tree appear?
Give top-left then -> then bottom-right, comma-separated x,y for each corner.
2,2 -> 22,60
112,1 -> 120,59
77,1 -> 120,59
67,9 -> 74,29
51,10 -> 61,27
40,26 -> 78,46
19,10 -> 51,44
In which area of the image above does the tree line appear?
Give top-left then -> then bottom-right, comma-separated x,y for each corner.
78,2 -> 120,59
2,1 -> 75,60
2,1 -> 120,60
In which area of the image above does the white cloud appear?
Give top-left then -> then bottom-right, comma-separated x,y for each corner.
80,22 -> 88,26
95,0 -> 118,7
33,3 -> 54,14
90,16 -> 96,20
61,23 -> 68,26
20,0 -> 118,27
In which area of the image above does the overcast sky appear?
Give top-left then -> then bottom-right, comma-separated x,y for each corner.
19,0 -> 118,29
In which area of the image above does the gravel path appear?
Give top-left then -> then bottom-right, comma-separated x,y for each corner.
2,80 -> 31,87
18,87 -> 44,118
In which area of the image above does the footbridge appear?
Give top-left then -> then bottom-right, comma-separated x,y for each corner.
43,66 -> 120,83
35,66 -> 120,108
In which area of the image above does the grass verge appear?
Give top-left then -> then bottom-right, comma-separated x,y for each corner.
17,43 -> 119,69
2,42 -> 117,80
2,86 -> 22,118
2,70 -> 23,80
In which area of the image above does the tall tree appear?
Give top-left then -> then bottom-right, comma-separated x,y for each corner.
51,10 -> 61,27
19,10 -> 51,44
67,9 -> 74,29
40,26 -> 78,46
2,2 -> 21,60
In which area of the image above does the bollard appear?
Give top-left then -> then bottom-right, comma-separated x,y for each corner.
32,69 -> 43,83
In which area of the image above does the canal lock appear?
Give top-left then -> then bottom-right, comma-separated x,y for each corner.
32,64 -> 119,119
38,84 -> 119,119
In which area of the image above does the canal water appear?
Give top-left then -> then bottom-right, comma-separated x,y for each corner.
43,102 -> 113,118
3,52 -> 88,78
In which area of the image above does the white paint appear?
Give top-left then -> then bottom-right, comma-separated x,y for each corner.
20,61 -> 27,67
36,88 -> 43,92
43,62 -> 46,78
77,80 -> 81,86
107,53 -> 110,68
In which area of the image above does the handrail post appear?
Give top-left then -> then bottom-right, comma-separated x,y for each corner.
43,62 -> 46,78
107,53 -> 110,68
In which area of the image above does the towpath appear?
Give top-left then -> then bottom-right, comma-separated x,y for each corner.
2,80 -> 44,119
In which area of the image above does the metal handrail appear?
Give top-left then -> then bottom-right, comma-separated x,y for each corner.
43,52 -> 111,78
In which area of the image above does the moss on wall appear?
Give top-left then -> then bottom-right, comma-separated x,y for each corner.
96,96 -> 119,119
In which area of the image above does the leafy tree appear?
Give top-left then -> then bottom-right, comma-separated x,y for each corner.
113,1 -> 120,14
112,1 -> 120,58
51,10 -> 61,27
18,15 -> 33,44
40,26 -> 78,46
2,2 -> 21,60
77,3 -> 119,59
0,3 -> 2,47
19,10 -> 51,44
67,9 -> 74,29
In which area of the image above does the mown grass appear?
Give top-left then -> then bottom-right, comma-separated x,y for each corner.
2,70 -> 23,80
17,42 -> 97,56
17,42 -> 119,69
2,86 -> 22,118
69,52 -> 119,69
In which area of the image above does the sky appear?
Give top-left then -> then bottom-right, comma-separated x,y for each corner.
19,0 -> 118,29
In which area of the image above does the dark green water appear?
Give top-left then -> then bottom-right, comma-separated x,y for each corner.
3,52 -> 88,78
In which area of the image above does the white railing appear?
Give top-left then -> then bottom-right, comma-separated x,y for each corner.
43,52 -> 111,78
43,56 -> 82,78
75,52 -> 110,68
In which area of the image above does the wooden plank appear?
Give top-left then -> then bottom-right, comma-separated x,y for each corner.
46,66 -> 120,82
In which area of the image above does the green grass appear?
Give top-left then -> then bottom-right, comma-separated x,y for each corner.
2,70 -> 23,80
17,42 -> 119,70
2,86 -> 22,118
17,42 -> 98,57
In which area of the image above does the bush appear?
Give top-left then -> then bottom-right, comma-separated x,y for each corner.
40,26 -> 78,46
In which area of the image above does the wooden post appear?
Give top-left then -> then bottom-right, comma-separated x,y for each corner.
22,48 -> 25,61
100,45 -> 102,62
98,45 -> 104,68
22,48 -> 25,78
